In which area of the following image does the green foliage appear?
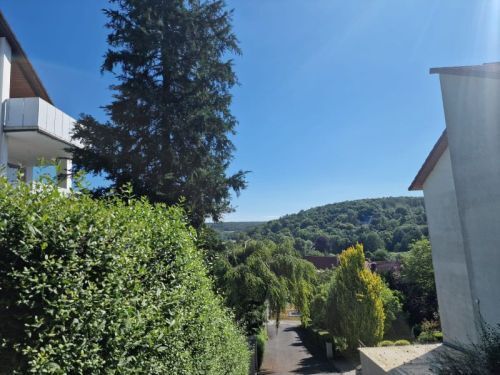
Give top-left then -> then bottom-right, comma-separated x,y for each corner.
371,248 -> 391,261
255,327 -> 268,369
309,268 -> 335,330
434,324 -> 500,375
327,244 -> 385,351
0,180 -> 249,374
364,232 -> 384,253
394,339 -> 411,346
247,197 -> 426,255
416,318 -> 442,343
399,239 -> 438,325
72,0 -> 247,227
209,221 -> 264,234
215,240 -> 317,334
298,326 -> 333,359
433,332 -> 443,341
380,284 -> 403,334
378,340 -> 395,347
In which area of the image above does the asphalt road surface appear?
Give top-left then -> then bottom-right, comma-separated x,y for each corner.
259,320 -> 340,375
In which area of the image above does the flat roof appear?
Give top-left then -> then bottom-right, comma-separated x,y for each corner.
0,11 -> 52,103
430,62 -> 500,79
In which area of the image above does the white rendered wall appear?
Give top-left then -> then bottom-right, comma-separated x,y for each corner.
0,37 -> 11,170
423,148 -> 477,345
4,97 -> 80,147
439,73 -> 500,335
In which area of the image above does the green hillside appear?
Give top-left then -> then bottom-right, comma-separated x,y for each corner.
246,197 -> 427,255
208,221 -> 264,235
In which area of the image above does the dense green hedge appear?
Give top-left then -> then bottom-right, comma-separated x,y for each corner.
255,327 -> 268,369
0,180 -> 249,374
298,326 -> 332,359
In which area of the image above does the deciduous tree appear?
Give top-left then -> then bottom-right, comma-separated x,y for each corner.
400,238 -> 438,324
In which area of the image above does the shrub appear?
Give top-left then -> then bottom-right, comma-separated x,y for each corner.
433,332 -> 443,341
256,327 -> 268,369
0,180 -> 249,374
299,326 -> 334,359
417,318 -> 442,343
394,340 -> 411,346
327,244 -> 385,351
434,323 -> 500,374
378,340 -> 395,347
417,331 -> 438,343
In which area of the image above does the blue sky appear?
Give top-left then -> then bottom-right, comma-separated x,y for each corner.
2,1 -> 500,221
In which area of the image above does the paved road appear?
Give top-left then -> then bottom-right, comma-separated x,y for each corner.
259,320 -> 340,375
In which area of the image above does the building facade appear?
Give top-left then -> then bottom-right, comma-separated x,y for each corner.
0,12 -> 80,189
410,62 -> 500,347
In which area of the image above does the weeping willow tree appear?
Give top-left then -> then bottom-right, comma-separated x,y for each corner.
215,240 -> 316,334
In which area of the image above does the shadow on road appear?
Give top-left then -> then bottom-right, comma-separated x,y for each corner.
291,356 -> 338,374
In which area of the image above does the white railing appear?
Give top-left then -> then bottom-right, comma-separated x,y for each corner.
4,97 -> 81,147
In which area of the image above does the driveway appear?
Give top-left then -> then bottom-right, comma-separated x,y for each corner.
259,320 -> 341,375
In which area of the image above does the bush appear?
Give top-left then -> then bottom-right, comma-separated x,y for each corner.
378,340 -> 395,347
433,332 -> 443,341
299,326 -> 333,359
417,331 -> 439,343
394,340 -> 411,346
434,323 -> 500,374
327,244 -> 385,351
256,327 -> 268,369
0,180 -> 249,374
416,318 -> 442,343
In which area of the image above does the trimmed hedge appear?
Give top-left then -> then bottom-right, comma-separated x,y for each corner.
256,327 -> 268,369
417,331 -> 443,343
299,326 -> 333,359
378,340 -> 395,347
394,340 -> 411,346
0,180 -> 249,374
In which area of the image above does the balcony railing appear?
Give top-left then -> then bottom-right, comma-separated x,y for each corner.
3,97 -> 81,147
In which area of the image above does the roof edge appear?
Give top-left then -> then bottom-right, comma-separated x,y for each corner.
0,11 -> 52,104
409,130 -> 448,191
430,63 -> 500,79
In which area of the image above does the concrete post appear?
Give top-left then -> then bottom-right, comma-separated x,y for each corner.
24,166 -> 33,184
57,158 -> 72,190
0,37 -> 11,174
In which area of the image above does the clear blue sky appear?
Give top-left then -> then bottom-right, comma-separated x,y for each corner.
2,1 -> 500,221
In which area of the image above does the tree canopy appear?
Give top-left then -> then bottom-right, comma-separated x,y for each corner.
400,238 -> 438,325
242,197 -> 427,255
214,239 -> 317,334
72,0 -> 247,227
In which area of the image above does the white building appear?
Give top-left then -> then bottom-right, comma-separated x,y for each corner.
0,12 -> 80,189
409,62 -> 500,347
360,62 -> 500,373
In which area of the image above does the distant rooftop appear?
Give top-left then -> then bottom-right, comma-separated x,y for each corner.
304,256 -> 338,270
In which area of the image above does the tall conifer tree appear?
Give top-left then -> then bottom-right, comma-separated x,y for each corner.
72,0 -> 247,227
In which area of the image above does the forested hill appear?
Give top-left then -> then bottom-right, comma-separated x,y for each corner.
208,221 -> 264,233
245,197 -> 427,255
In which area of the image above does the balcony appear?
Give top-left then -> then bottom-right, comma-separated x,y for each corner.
3,97 -> 81,166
